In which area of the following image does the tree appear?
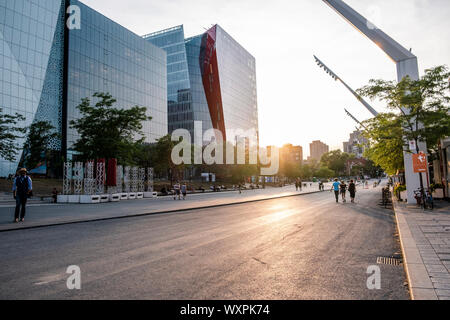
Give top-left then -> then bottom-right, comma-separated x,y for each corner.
70,93 -> 151,164
358,65 -> 450,153
360,113 -> 405,175
22,121 -> 59,172
0,108 -> 26,162
315,167 -> 335,179
280,161 -> 300,180
151,134 -> 186,183
299,164 -> 313,180
358,65 -> 450,175
320,150 -> 354,176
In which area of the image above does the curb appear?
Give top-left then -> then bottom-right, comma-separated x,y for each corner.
0,189 -> 325,233
392,196 -> 438,300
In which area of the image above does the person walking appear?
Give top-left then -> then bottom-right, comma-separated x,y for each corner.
181,183 -> 187,200
173,182 -> 181,200
299,180 -> 302,191
348,180 -> 356,203
295,180 -> 299,191
12,168 -> 33,223
332,179 -> 340,203
340,180 -> 347,203
52,188 -> 58,203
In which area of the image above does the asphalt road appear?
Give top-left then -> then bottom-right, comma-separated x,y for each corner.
0,185 -> 409,299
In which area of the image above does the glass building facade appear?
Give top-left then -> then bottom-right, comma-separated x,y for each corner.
0,0 -> 168,176
0,0 -> 66,177
214,25 -> 259,140
145,24 -> 258,143
144,26 -> 194,137
67,0 -> 167,155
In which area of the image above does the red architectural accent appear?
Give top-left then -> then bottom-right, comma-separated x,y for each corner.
106,158 -> 117,186
200,25 -> 226,141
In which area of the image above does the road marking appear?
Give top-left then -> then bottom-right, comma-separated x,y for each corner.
34,274 -> 66,286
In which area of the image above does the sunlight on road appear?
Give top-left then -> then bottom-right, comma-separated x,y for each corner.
263,206 -> 299,223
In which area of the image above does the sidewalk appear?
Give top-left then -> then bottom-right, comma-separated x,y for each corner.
393,198 -> 450,300
0,184 -> 329,232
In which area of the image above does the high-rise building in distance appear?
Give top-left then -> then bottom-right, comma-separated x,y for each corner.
280,144 -> 303,167
309,140 -> 329,162
343,130 -> 368,158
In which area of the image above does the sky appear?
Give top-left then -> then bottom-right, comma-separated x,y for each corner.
81,0 -> 450,158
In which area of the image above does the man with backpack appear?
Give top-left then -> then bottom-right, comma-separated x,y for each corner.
12,168 -> 33,223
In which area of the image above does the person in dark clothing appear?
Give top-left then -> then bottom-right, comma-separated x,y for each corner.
340,181 -> 347,203
52,188 -> 59,203
12,168 -> 33,223
348,180 -> 356,203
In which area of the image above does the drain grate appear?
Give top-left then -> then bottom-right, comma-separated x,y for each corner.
377,256 -> 403,266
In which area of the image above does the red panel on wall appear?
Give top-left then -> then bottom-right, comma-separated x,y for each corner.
106,158 -> 117,186
200,25 -> 226,141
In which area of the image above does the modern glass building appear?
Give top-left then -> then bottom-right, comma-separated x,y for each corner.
0,0 -> 66,177
143,26 -> 193,137
67,0 -> 167,156
145,24 -> 259,143
0,0 -> 167,176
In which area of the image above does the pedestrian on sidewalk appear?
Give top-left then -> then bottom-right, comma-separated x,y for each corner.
348,180 -> 356,203
52,188 -> 58,203
12,168 -> 33,223
340,180 -> 347,203
295,180 -> 299,191
173,182 -> 181,200
181,183 -> 187,200
332,178 -> 340,203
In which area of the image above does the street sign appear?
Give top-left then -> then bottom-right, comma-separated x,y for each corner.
408,140 -> 416,151
412,152 -> 427,173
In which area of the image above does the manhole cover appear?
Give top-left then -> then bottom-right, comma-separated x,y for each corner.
377,256 -> 403,266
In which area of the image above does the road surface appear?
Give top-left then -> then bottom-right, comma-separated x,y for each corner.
0,184 -> 408,299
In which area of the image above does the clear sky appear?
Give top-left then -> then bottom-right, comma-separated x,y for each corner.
81,0 -> 450,158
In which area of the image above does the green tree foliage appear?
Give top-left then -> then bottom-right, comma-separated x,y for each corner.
22,121 -> 59,171
0,108 -> 26,162
358,65 -> 450,152
358,65 -> 450,174
320,150 -> 354,176
360,113 -> 405,175
280,161 -> 300,179
151,134 -> 185,183
315,167 -> 335,179
70,93 -> 151,164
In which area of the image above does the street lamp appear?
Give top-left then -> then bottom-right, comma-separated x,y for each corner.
322,0 -> 426,204
314,55 -> 379,117
344,108 -> 368,131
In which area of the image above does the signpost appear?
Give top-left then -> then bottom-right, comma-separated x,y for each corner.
412,152 -> 427,173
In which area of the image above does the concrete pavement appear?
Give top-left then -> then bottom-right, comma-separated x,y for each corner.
0,184 -> 408,299
0,183 -> 329,232
393,198 -> 450,300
